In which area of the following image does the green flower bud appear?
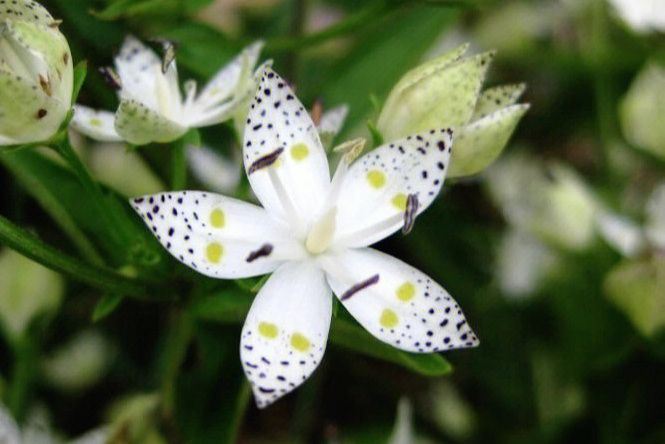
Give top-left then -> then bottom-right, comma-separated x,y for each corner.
620,62 -> 665,160
377,44 -> 528,177
0,249 -> 63,341
0,0 -> 73,145
605,256 -> 665,338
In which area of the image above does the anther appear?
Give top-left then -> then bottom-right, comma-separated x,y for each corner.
246,244 -> 274,263
340,274 -> 380,301
402,194 -> 419,235
248,148 -> 284,174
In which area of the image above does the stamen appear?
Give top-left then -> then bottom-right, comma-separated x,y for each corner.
246,244 -> 274,262
310,99 -> 323,126
335,212 -> 404,247
305,207 -> 337,254
324,138 -> 366,208
248,148 -> 284,174
151,38 -> 177,74
402,194 -> 419,234
340,274 -> 380,301
98,66 -> 122,90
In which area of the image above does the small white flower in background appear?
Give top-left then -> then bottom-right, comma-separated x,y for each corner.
387,399 -> 438,444
42,330 -> 113,394
0,403 -> 107,444
0,0 -> 73,146
486,153 -> 598,252
619,62 -> 665,161
377,44 -> 529,178
131,68 -> 478,408
71,38 -> 264,145
0,249 -> 63,342
87,142 -> 166,196
496,228 -> 558,298
607,0 -> 665,33
596,182 -> 665,257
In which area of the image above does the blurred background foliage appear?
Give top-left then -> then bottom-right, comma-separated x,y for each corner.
1,0 -> 664,443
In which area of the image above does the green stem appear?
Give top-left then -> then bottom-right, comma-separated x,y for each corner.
51,134 -> 129,247
0,213 -> 151,297
7,336 -> 38,421
265,0 -> 391,52
160,309 -> 194,418
171,137 -> 187,190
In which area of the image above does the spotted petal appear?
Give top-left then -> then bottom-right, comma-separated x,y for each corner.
114,36 -> 163,109
71,105 -> 122,142
243,68 -> 330,228
0,0 -> 55,25
323,248 -> 478,353
240,261 -> 332,408
318,104 -> 348,148
449,104 -> 529,178
130,191 -> 305,279
115,99 -> 186,145
472,83 -> 526,120
332,129 -> 453,248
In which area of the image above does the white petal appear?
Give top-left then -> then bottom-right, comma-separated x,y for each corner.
645,182 -> 665,249
114,98 -> 187,145
332,129 -> 453,248
187,145 -> 242,194
69,428 -> 108,444
472,83 -> 526,120
71,106 -> 122,142
322,248 -> 479,353
240,260 -> 332,408
317,104 -> 348,145
131,191 -> 305,279
114,36 -> 162,110
196,41 -> 263,110
596,211 -> 646,257
243,68 -> 330,227
0,0 -> 55,25
0,403 -> 20,444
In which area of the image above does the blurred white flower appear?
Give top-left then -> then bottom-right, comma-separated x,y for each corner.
619,62 -> 665,160
607,0 -> 665,33
496,229 -> 558,298
0,0 -> 73,145
187,145 -> 242,194
42,330 -> 113,393
377,44 -> 529,177
0,249 -> 63,342
72,38 -> 264,145
387,398 -> 438,444
87,142 -> 165,196
486,153 -> 598,252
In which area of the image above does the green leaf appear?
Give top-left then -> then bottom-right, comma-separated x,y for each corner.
71,60 -> 88,104
0,214 -> 151,298
330,317 -> 453,376
92,293 -> 125,322
190,290 -> 253,324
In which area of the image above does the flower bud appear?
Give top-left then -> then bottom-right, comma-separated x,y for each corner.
0,249 -> 63,341
620,62 -> 665,160
0,0 -> 73,145
377,44 -> 528,177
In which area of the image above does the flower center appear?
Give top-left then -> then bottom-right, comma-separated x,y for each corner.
305,207 -> 337,255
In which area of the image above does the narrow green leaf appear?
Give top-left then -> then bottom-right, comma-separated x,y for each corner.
190,290 -> 253,324
330,317 -> 453,376
0,214 -> 151,298
72,60 -> 88,104
92,293 -> 125,322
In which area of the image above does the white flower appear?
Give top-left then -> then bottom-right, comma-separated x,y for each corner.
0,0 -> 73,145
376,44 -> 529,178
131,68 -> 478,408
71,37 -> 264,145
607,0 -> 665,33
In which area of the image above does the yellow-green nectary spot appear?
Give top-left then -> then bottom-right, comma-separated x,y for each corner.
380,309 -> 399,328
290,143 -> 310,161
366,170 -> 387,189
210,208 -> 225,228
396,281 -> 416,301
391,193 -> 408,211
90,118 -> 103,127
206,242 -> 224,263
258,321 -> 279,339
290,332 -> 311,352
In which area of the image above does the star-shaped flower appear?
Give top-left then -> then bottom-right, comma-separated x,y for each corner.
131,68 -> 478,408
71,36 -> 264,145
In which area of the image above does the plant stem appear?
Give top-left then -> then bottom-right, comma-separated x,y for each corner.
52,133 -> 130,247
160,309 -> 194,418
7,336 -> 37,421
171,137 -> 187,190
0,213 -> 152,297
